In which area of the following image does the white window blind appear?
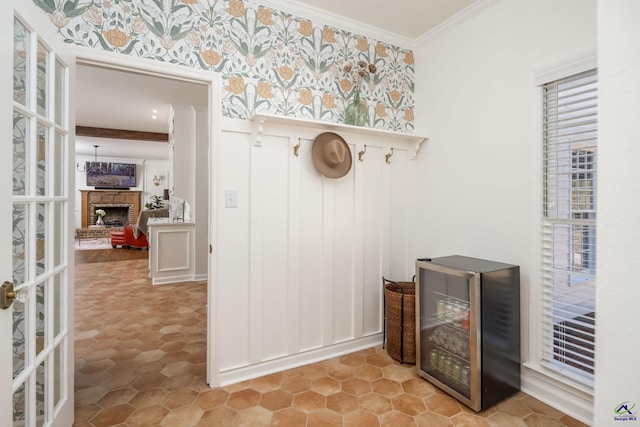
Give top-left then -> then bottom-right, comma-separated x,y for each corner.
541,69 -> 597,385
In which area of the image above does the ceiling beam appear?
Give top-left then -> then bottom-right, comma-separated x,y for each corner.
76,126 -> 169,142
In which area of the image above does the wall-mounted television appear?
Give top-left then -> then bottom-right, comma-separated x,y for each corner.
85,162 -> 136,189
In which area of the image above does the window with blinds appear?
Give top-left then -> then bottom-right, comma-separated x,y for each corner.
541,69 -> 597,385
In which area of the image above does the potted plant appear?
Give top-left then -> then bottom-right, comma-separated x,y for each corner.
145,195 -> 165,210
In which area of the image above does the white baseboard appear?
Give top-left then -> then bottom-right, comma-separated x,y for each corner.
151,275 -> 196,285
218,334 -> 383,386
521,364 -> 593,425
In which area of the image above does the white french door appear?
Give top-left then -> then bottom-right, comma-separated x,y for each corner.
1,1 -> 74,426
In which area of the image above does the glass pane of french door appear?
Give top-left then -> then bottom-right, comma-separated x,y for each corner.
12,11 -> 70,426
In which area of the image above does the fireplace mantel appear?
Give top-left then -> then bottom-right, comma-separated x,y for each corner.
80,190 -> 142,228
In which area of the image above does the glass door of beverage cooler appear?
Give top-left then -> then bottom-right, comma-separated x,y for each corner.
416,261 -> 481,411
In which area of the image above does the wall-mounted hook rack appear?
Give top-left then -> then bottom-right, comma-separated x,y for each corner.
251,113 -> 428,159
293,138 -> 301,157
358,145 -> 367,162
385,148 -> 394,164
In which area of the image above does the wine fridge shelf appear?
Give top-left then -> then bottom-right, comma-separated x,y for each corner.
428,322 -> 470,359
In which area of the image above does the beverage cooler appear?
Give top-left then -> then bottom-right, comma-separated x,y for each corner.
416,256 -> 520,411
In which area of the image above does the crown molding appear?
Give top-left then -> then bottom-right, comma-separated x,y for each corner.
415,0 -> 502,46
254,0 -> 416,50
534,49 -> 598,86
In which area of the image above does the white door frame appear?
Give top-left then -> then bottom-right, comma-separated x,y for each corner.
68,46 -> 222,387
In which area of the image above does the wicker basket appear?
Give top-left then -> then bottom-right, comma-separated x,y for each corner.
383,278 -> 416,364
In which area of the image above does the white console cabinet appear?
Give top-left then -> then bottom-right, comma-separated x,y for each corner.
148,218 -> 196,285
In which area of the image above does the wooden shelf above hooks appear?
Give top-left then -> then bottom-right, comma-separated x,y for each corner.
251,113 -> 428,159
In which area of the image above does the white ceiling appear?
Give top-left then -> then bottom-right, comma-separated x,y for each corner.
75,0 -> 477,160
75,64 -> 207,160
289,0 -> 477,39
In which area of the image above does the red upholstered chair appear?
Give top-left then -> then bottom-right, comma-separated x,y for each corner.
124,225 -> 148,249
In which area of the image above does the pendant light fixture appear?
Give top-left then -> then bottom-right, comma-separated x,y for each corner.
76,145 -> 107,174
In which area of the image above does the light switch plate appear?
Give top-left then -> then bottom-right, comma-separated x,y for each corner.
225,190 -> 237,208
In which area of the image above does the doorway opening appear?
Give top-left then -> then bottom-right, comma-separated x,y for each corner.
72,55 -> 219,424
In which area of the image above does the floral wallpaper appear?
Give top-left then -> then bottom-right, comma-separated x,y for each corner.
33,0 -> 415,132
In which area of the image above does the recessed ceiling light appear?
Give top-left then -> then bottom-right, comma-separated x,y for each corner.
152,109 -> 158,113
152,115 -> 157,119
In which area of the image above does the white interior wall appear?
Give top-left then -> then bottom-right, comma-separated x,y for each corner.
169,104 -> 208,279
143,160 -> 170,200
413,0 -> 596,423
594,1 -> 640,425
195,107 -> 209,279
213,118 -> 417,384
170,105 -> 197,207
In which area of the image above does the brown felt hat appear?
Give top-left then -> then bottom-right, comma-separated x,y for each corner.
311,132 -> 352,179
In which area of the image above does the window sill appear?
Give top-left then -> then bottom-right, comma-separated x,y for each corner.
523,362 -> 594,395
521,362 -> 594,425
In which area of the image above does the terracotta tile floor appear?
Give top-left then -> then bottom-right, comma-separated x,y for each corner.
74,252 -> 589,426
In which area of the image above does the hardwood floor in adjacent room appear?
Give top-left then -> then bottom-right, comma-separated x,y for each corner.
73,249 -> 589,426
75,246 -> 148,264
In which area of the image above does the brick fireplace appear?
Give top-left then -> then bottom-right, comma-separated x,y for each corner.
80,190 -> 142,228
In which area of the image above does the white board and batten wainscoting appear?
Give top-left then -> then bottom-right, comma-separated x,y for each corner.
212,114 -> 427,386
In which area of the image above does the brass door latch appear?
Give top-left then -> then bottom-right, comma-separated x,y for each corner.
1,282 -> 27,309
